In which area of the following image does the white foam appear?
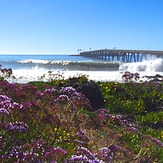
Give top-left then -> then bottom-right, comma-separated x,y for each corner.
9,69 -> 123,83
18,59 -> 70,65
8,58 -> 163,83
18,59 -> 50,64
119,58 -> 163,72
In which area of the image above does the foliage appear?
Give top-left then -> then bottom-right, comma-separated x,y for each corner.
0,68 -> 163,162
99,81 -> 163,115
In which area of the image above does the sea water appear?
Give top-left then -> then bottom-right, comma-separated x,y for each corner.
0,54 -> 163,83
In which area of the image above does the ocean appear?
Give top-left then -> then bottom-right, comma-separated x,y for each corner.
0,54 -> 163,83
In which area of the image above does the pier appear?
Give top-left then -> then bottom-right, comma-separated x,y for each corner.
80,49 -> 163,62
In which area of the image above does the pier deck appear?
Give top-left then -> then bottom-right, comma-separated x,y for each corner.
80,49 -> 163,62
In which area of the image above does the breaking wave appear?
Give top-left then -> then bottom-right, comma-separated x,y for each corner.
119,58 -> 163,72
16,59 -> 120,71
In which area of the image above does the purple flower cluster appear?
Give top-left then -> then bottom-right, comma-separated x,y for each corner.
20,102 -> 32,110
95,109 -> 131,127
65,147 -> 104,163
18,84 -> 37,92
0,146 -> 25,161
0,95 -> 12,108
0,94 -> 31,113
0,95 -> 12,101
0,108 -> 10,116
35,87 -> 61,100
142,135 -> 163,147
35,91 -> 44,99
75,129 -> 89,142
66,146 -> 117,163
35,87 -> 57,99
60,86 -> 77,96
65,155 -> 104,163
108,144 -> 130,156
60,86 -> 86,101
1,144 -> 42,162
5,121 -> 29,133
11,102 -> 32,110
0,95 -> 13,118
77,147 -> 96,160
44,87 -> 56,94
8,146 -> 24,160
44,147 -> 67,160
121,127 -> 141,135
52,95 -> 70,104
97,147 -> 113,162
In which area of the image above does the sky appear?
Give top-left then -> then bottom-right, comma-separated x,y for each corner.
0,0 -> 163,54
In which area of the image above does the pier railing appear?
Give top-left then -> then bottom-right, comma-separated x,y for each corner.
80,49 -> 163,62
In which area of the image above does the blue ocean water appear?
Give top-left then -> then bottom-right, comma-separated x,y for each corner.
0,54 -> 119,71
0,54 -> 163,83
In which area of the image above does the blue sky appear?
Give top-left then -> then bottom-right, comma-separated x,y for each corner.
0,0 -> 163,54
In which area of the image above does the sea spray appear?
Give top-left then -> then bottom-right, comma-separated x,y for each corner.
1,54 -> 163,83
119,58 -> 163,72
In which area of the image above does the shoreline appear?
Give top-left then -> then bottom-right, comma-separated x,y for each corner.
7,68 -> 163,83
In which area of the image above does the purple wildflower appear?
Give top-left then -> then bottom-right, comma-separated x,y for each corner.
76,147 -> 95,160
97,147 -> 113,162
0,107 -> 10,116
52,95 -> 70,105
65,154 -> 104,163
0,95 -> 12,102
35,91 -> 44,99
121,127 -> 141,135
20,102 -> 32,110
33,138 -> 45,149
12,102 -> 21,109
75,129 -> 89,142
95,109 -> 109,120
60,86 -> 77,96
11,102 -> 31,110
142,135 -> 163,147
8,146 -> 24,160
73,92 -> 86,100
65,155 -> 89,162
120,119 -> 129,125
0,147 -> 24,161
0,100 -> 12,109
19,84 -> 37,92
109,144 -> 130,156
5,121 -> 29,133
60,87 -> 86,101
114,115 -> 123,122
65,147 -> 105,162
0,154 -> 9,160
72,140 -> 85,147
106,114 -> 116,121
44,87 -> 56,94
44,147 -> 67,160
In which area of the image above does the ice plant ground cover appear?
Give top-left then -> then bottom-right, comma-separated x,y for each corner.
0,66 -> 163,162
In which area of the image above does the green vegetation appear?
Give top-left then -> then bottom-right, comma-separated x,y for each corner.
0,67 -> 163,162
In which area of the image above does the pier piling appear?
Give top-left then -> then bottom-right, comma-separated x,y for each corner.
80,49 -> 163,62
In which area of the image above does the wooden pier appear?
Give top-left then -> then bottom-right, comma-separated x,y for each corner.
80,49 -> 163,62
